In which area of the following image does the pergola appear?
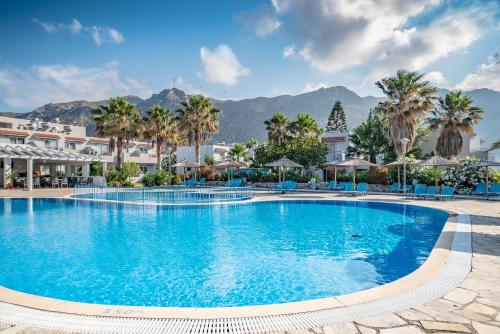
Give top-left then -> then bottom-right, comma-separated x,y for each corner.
0,144 -> 102,191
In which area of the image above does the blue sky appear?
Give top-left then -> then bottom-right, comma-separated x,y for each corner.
0,0 -> 499,113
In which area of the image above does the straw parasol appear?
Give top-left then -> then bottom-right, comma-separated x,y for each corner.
324,160 -> 341,184
266,157 -> 303,182
216,160 -> 246,181
420,156 -> 460,187
336,158 -> 379,184
384,158 -> 420,185
470,160 -> 500,195
172,160 -> 200,181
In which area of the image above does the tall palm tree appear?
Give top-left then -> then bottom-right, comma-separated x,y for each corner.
92,97 -> 141,168
290,112 -> 323,138
375,70 -> 437,155
487,139 -> 500,152
427,90 -> 483,158
229,143 -> 249,163
177,95 -> 221,164
264,112 -> 290,146
142,104 -> 180,171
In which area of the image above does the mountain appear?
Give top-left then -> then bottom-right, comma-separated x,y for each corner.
1,87 -> 498,145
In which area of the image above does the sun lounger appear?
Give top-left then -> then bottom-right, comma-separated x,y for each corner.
473,183 -> 487,195
435,186 -> 455,200
196,177 -> 206,186
422,185 -> 438,199
407,184 -> 427,198
351,182 -> 368,196
340,182 -> 356,196
184,179 -> 196,187
489,183 -> 500,197
389,182 -> 400,192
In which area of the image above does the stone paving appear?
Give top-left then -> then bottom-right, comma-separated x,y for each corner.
0,191 -> 499,334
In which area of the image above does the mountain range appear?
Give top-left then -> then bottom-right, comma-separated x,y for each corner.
1,86 -> 499,145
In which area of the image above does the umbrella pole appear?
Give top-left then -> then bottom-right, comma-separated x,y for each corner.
435,166 -> 438,188
397,166 -> 400,186
486,166 -> 489,195
353,168 -> 356,184
334,167 -> 337,184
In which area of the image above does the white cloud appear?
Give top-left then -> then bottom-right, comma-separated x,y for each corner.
283,45 -> 296,58
424,71 -> 446,86
270,0 -> 498,78
237,6 -> 281,38
200,45 -> 250,86
31,18 -> 57,33
0,62 -> 152,109
303,82 -> 328,93
457,53 -> 500,91
32,18 -> 124,46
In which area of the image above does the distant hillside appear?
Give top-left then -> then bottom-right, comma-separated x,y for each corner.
1,87 -> 498,145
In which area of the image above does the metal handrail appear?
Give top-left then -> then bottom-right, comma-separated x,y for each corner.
73,184 -> 252,204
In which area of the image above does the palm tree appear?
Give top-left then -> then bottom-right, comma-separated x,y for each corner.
177,95 -> 221,164
92,97 -> 141,168
229,143 -> 249,163
375,70 -> 437,155
427,91 -> 483,158
245,138 -> 259,150
142,104 -> 180,171
347,111 -> 390,163
290,112 -> 323,138
487,140 -> 500,152
264,112 -> 290,146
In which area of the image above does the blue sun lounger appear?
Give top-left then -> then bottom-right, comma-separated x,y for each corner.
407,184 -> 427,198
421,185 -> 438,199
351,182 -> 368,196
489,183 -> 500,197
196,177 -> 206,186
340,182 -> 356,196
389,182 -> 400,192
184,178 -> 196,187
473,183 -> 487,195
435,186 -> 455,200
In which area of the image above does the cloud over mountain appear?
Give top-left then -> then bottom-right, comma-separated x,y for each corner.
199,45 -> 250,86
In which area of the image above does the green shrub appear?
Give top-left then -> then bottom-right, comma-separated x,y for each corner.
142,172 -> 156,187
122,162 -> 141,177
441,156 -> 489,194
142,170 -> 173,187
415,166 -> 442,185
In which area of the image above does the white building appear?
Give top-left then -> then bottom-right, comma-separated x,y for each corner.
323,131 -> 350,162
420,129 -> 489,159
176,143 -> 231,165
0,116 -> 160,189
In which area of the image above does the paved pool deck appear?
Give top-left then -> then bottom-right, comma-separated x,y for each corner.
0,189 -> 499,334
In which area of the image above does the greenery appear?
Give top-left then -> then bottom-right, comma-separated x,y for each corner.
375,70 -> 437,156
89,162 -> 102,176
106,168 -> 133,187
347,111 -> 390,163
326,100 -> 347,131
122,162 -> 141,177
142,104 -> 182,170
441,156 -> 489,194
142,170 -> 173,187
229,143 -> 249,163
92,97 -> 142,167
177,94 -> 221,164
427,91 -> 484,158
290,113 -> 323,138
264,112 -> 290,146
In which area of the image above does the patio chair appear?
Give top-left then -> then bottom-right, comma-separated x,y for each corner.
422,185 -> 438,199
407,184 -> 427,198
60,177 -> 69,187
389,182 -> 400,192
352,182 -> 368,196
473,183 -> 487,195
51,178 -> 60,188
435,186 -> 455,200
33,178 -> 41,188
340,182 -> 356,196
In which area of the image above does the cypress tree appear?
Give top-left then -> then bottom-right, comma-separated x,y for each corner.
326,100 -> 347,131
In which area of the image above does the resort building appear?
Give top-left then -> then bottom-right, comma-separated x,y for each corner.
323,131 -> 350,162
0,116 -> 160,189
420,129 -> 489,159
175,143 -> 231,165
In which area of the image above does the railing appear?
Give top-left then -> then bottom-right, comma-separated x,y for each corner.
73,185 -> 253,204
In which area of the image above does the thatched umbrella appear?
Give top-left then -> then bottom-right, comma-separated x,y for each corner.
470,160 -> 500,195
216,160 -> 246,181
267,157 -> 303,182
385,158 -> 420,185
324,160 -> 341,184
336,158 -> 379,184
420,156 -> 460,187
172,160 -> 199,182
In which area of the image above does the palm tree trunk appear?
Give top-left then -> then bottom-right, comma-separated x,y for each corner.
116,139 -> 123,168
156,139 -> 162,171
195,131 -> 201,164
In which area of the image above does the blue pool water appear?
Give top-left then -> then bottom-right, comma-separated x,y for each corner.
0,198 -> 448,307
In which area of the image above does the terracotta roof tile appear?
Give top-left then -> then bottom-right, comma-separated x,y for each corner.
33,132 -> 61,139
0,129 -> 30,137
65,136 -> 87,143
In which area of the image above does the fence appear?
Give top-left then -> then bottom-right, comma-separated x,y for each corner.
73,185 -> 252,204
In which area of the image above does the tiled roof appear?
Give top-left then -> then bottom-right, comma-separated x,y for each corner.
65,136 -> 87,143
0,129 -> 30,137
33,132 -> 61,140
88,138 -> 109,144
137,143 -> 152,148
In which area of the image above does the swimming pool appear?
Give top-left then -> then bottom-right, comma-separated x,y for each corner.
0,198 -> 448,308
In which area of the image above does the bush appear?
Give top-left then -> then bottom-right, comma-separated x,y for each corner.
142,170 -> 173,187
441,156 -> 489,194
122,162 -> 141,177
142,172 -> 156,187
415,166 -> 442,185
368,167 -> 389,184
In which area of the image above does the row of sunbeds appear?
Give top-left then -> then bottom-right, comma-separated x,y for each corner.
406,184 -> 455,200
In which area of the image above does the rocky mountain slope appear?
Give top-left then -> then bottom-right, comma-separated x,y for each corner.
2,87 -> 498,145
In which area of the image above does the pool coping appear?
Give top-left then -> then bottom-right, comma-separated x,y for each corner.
0,197 -> 471,332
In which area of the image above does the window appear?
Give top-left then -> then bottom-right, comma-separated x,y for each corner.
39,165 -> 51,176
44,139 -> 58,149
139,147 -> 148,154
140,166 -> 148,174
55,165 -> 66,176
98,144 -> 109,154
9,137 -> 25,144
0,122 -> 13,129
65,142 -> 76,150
